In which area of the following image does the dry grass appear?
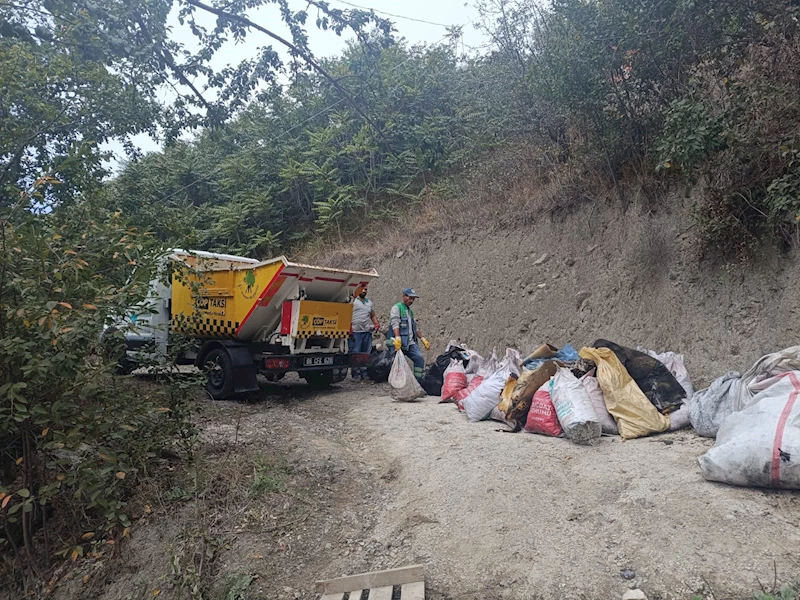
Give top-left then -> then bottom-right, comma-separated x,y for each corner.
299,143 -> 618,268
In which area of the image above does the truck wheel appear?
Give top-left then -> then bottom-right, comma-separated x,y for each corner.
204,348 -> 234,400
101,327 -> 136,375
114,358 -> 138,376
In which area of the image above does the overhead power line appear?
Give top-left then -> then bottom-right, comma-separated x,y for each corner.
329,0 -> 455,28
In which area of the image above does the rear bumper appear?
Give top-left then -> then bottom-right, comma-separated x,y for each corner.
261,352 -> 369,373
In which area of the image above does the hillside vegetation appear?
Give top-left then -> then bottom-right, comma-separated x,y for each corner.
111,0 -> 800,259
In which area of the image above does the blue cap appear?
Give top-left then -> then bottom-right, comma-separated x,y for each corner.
403,287 -> 419,298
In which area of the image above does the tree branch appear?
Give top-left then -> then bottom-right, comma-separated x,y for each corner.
182,0 -> 389,143
134,16 -> 216,119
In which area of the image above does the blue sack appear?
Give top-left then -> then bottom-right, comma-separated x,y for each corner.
522,343 -> 579,371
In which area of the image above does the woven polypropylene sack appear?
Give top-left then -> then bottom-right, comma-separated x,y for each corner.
551,367 -> 601,445
699,371 -> 800,488
388,349 -> 426,401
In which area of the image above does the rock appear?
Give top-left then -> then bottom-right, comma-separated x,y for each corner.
620,569 -> 636,580
622,589 -> 647,600
565,257 -> 576,266
533,253 -> 549,265
587,244 -> 598,253
537,283 -> 547,289
396,250 -> 405,258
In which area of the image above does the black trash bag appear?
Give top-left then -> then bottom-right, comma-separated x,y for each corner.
592,339 -> 686,414
366,348 -> 393,382
420,345 -> 470,396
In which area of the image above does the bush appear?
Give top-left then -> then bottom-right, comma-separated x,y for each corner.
0,193 -> 196,578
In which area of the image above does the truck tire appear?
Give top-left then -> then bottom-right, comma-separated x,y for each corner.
204,348 -> 235,400
101,327 -> 138,375
114,358 -> 138,376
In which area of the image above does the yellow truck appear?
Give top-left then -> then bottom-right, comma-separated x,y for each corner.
120,250 -> 378,398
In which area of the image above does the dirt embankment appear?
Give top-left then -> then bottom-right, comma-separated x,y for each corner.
331,191 -> 800,387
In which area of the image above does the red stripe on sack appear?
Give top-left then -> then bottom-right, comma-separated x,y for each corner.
771,371 -> 800,487
315,276 -> 346,283
235,266 -> 285,335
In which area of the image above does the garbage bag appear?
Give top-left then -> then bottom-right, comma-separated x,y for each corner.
579,347 -> 670,440
420,345 -> 471,396
496,349 -> 522,410
498,373 -> 519,415
490,405 -> 515,427
690,371 -> 741,437
550,367 -> 602,445
463,370 -> 506,421
388,350 -> 426,401
366,348 -> 393,382
482,348 -> 499,376
440,359 -> 468,403
500,360 -> 558,432
636,348 -> 694,400
465,352 -> 484,374
699,371 -> 800,488
523,343 -> 579,371
637,348 -> 694,430
455,375 -> 483,410
735,346 -> 800,411
462,349 -> 519,422
524,379 -> 563,437
592,339 -> 685,414
581,370 -> 618,435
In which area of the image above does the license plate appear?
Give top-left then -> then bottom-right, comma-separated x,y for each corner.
303,356 -> 334,367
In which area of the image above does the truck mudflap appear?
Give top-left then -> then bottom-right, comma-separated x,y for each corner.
261,352 -> 369,373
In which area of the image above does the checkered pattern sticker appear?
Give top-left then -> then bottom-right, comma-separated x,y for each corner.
296,331 -> 350,339
172,315 -> 239,338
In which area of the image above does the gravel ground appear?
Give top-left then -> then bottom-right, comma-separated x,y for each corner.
44,377 -> 800,600
316,384 -> 800,600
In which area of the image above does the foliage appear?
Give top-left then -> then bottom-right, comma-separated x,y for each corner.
0,189 -> 195,577
108,40 -> 533,256
753,582 -> 799,600
0,0 -> 398,584
476,0 -> 800,256
656,99 -> 726,173
249,456 -> 290,496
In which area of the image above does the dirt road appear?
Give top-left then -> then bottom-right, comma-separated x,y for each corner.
72,378 -> 800,600
313,382 -> 800,600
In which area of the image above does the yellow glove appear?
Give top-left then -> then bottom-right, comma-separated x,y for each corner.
393,338 -> 402,351
421,338 -> 431,350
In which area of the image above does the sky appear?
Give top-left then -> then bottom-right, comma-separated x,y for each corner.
105,0 -> 490,167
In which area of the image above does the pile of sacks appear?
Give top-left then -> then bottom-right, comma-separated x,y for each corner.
385,338 -> 800,490
438,339 -> 692,445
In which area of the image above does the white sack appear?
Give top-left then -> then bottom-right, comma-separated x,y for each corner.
551,367 -> 601,444
581,370 -> 617,435
736,346 -> 800,410
699,371 -> 800,488
463,348 -> 519,422
388,349 -> 426,401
